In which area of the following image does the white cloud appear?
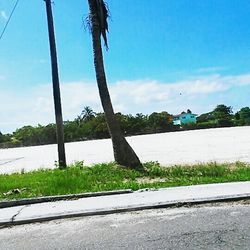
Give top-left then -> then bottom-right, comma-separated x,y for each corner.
0,10 -> 8,20
0,73 -> 250,133
196,66 -> 227,73
223,74 -> 250,86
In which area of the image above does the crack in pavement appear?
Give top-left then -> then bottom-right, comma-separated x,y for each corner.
11,205 -> 29,223
0,157 -> 24,166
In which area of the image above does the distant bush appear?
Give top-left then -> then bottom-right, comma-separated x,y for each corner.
181,123 -> 197,130
196,121 -> 217,129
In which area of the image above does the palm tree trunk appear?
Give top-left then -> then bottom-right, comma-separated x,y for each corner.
88,0 -> 142,170
45,0 -> 66,168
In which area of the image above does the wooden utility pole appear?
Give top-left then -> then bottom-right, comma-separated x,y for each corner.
44,0 -> 66,168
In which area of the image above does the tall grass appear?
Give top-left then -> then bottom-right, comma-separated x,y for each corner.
0,161 -> 249,200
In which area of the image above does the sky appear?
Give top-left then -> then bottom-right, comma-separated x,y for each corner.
0,0 -> 250,133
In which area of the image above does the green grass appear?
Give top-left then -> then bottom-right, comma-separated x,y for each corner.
0,161 -> 250,201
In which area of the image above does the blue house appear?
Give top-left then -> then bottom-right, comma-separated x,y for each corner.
173,110 -> 197,125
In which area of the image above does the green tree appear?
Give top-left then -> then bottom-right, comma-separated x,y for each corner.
213,104 -> 232,115
0,132 -> 4,143
213,104 -> 233,127
87,0 -> 142,169
148,112 -> 173,133
197,112 -> 213,123
124,113 -> 148,135
80,106 -> 96,122
64,121 -> 78,142
42,124 -> 57,144
89,112 -> 109,138
236,107 -> 250,125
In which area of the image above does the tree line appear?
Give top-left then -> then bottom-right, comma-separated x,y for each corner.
0,104 -> 249,149
186,105 -> 250,129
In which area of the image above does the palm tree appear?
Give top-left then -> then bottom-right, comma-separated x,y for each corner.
81,106 -> 96,122
87,0 -> 142,169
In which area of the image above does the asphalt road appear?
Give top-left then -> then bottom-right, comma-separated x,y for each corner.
0,202 -> 249,250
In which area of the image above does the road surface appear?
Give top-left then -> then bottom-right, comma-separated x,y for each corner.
0,202 -> 249,249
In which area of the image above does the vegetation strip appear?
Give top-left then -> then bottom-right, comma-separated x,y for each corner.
1,105 -> 250,149
0,161 -> 250,201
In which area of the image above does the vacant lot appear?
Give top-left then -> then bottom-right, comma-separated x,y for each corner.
0,126 -> 250,174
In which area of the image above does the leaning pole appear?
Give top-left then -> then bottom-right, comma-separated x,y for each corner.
44,0 -> 66,168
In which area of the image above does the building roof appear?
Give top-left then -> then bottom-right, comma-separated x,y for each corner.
173,112 -> 198,118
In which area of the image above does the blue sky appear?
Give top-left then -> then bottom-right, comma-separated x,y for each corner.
0,0 -> 250,133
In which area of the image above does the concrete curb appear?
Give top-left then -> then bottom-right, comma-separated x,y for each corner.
1,193 -> 249,228
0,189 -> 133,209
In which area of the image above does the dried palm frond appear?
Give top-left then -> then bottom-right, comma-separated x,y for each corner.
93,0 -> 110,49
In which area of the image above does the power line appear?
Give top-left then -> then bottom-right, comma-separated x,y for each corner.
0,0 -> 20,41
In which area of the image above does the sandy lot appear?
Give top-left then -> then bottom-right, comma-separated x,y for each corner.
0,126 -> 249,174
